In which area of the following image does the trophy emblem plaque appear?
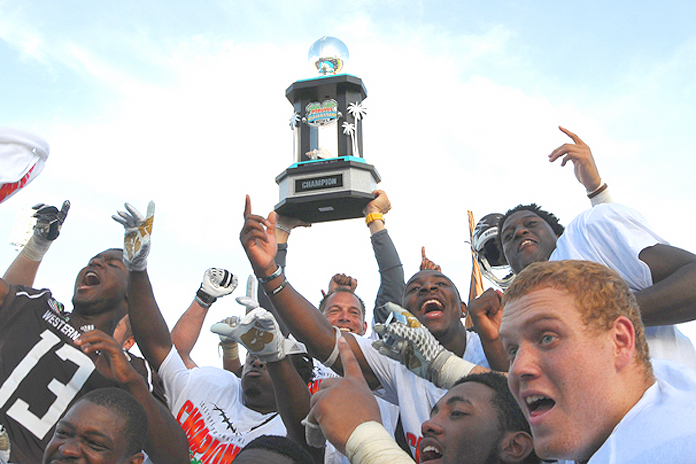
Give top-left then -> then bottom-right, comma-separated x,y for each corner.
275,36 -> 381,223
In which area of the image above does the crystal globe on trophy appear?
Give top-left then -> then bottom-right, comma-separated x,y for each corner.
275,36 -> 381,223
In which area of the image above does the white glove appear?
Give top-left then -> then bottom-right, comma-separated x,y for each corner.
215,316 -> 241,344
210,308 -> 306,362
372,302 -> 456,385
196,268 -> 238,308
21,200 -> 70,261
235,275 -> 260,313
0,423 -> 9,464
111,202 -> 155,271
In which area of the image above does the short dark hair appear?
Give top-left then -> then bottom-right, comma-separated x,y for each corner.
79,387 -> 148,456
239,435 -> 314,464
404,270 -> 463,303
455,372 -> 530,436
318,288 -> 366,320
497,204 -> 564,251
455,373 -> 540,464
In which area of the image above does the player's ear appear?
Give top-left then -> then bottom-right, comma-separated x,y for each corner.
123,336 -> 136,351
127,452 -> 145,464
499,430 -> 534,463
611,315 -> 636,371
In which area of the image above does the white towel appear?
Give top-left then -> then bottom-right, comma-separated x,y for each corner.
0,128 -> 50,203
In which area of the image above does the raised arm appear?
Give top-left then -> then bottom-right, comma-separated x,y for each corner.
170,268 -> 238,368
365,190 -> 405,324
636,244 -> 696,326
240,195 -> 381,389
112,202 -> 172,370
75,329 -> 189,464
3,201 -> 70,286
549,126 -> 613,205
255,214 -> 309,336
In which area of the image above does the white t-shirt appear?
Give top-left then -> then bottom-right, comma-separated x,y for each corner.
158,347 -> 286,463
551,203 -> 696,370
586,360 -> 696,463
354,331 -> 490,460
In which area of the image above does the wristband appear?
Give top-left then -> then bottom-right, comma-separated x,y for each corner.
301,416 -> 326,448
590,186 -> 613,206
346,421 -> 414,464
21,234 -> 52,262
587,182 -> 608,199
322,326 -> 342,367
434,353 -> 477,389
365,212 -> 384,226
257,265 -> 283,284
268,278 -> 289,296
276,223 -> 292,235
219,341 -> 239,360
195,289 -> 217,308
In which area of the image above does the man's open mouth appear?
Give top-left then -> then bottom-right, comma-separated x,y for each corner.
525,394 -> 555,416
420,443 -> 443,462
421,299 -> 444,315
518,238 -> 536,251
84,271 -> 100,286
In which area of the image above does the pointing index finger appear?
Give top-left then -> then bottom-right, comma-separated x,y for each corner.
558,126 -> 585,145
337,337 -> 364,381
244,195 -> 252,218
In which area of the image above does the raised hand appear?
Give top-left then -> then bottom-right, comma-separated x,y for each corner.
20,200 -> 71,261
328,273 -> 358,293
468,288 -> 504,342
364,189 -> 391,215
112,201 -> 155,271
420,246 -> 441,271
195,268 -> 237,308
210,308 -> 305,362
275,214 -> 311,241
240,195 -> 278,278
549,126 -> 602,192
214,316 -> 241,343
32,200 -> 70,241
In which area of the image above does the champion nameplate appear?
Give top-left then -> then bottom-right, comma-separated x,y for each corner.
296,174 -> 343,192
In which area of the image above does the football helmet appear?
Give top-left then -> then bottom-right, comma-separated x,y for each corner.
472,213 -> 515,289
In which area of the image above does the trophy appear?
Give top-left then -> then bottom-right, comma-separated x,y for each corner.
275,36 -> 381,223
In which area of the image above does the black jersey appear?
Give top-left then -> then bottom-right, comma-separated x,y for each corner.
0,285 -> 164,463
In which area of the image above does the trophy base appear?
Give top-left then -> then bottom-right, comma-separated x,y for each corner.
275,158 -> 381,223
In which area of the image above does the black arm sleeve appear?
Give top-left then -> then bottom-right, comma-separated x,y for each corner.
371,229 -> 405,325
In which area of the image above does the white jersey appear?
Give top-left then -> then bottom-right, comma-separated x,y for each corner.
586,360 -> 696,463
158,347 -> 285,463
354,331 -> 490,461
551,203 -> 696,370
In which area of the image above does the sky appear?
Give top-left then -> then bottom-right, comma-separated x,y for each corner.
1,0 -> 696,367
